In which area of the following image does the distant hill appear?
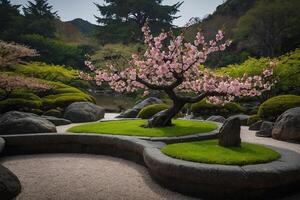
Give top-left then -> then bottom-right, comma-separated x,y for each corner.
55,18 -> 98,45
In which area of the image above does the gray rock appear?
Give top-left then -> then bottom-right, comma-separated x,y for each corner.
272,107 -> 300,141
117,97 -> 162,118
0,111 -> 56,135
0,165 -> 21,200
256,121 -> 274,137
41,116 -> 72,126
64,102 -> 105,123
249,120 -> 263,131
206,115 -> 226,123
0,137 -> 4,153
219,117 -> 241,147
230,114 -> 250,125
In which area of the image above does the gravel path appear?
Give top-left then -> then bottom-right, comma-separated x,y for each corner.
1,154 -> 197,200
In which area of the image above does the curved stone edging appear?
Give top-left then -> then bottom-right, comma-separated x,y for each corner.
1,134 -> 300,199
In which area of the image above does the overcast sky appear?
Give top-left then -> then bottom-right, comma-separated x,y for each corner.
10,0 -> 224,27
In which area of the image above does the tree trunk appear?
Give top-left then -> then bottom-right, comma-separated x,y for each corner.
146,101 -> 185,128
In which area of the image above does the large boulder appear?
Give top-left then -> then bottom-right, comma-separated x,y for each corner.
230,114 -> 250,126
256,121 -> 274,137
117,97 -> 163,118
41,116 -> 72,126
219,117 -> 241,147
206,115 -> 226,123
0,165 -> 21,200
272,107 -> 300,141
0,111 -> 56,135
63,102 -> 105,123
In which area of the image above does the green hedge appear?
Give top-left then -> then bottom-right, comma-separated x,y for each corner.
137,104 -> 169,119
258,95 -> 300,121
0,98 -> 42,113
191,99 -> 244,118
44,109 -> 62,117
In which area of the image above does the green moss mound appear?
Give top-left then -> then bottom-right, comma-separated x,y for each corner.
162,140 -> 280,166
68,119 -> 218,137
191,99 -> 244,118
44,109 -> 62,117
258,95 -> 300,121
138,104 -> 169,119
0,98 -> 42,113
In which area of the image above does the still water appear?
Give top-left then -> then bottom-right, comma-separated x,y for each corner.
93,93 -> 136,112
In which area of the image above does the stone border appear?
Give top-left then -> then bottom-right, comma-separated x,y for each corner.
1,134 -> 300,199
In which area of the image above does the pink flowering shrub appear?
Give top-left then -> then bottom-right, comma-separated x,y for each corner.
0,74 -> 52,100
82,24 -> 274,127
0,40 -> 38,67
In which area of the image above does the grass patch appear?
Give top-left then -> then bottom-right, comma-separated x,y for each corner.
162,139 -> 280,166
68,119 -> 218,137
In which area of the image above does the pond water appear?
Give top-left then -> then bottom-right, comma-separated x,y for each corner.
93,93 -> 136,112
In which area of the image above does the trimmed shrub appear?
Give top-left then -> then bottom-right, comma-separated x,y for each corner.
258,95 -> 300,121
42,93 -> 93,109
0,98 -> 42,113
44,109 -> 62,117
191,99 -> 244,118
247,114 -> 261,126
138,104 -> 169,119
30,109 -> 43,115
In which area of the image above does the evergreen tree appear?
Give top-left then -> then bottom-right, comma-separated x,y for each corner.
0,0 -> 24,40
23,0 -> 58,38
94,0 -> 182,43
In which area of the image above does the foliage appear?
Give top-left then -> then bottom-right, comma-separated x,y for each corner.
68,119 -> 218,137
0,40 -> 38,67
138,104 -> 169,119
247,114 -> 261,126
161,139 -> 280,165
258,95 -> 300,121
191,99 -> 244,118
19,34 -> 90,70
217,49 -> 300,93
94,0 -> 182,43
0,98 -> 42,113
14,62 -> 77,83
23,0 -> 58,38
235,0 -> 300,57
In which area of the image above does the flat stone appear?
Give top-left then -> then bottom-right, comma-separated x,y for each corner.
41,116 -> 72,126
0,165 -> 21,200
256,121 -> 274,137
206,115 -> 226,123
249,120 -> 263,131
272,107 -> 300,141
0,111 -> 56,135
64,102 -> 105,123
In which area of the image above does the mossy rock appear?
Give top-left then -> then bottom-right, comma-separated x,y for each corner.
137,104 -> 169,119
247,114 -> 261,126
191,99 -> 244,118
258,95 -> 300,121
44,109 -> 62,117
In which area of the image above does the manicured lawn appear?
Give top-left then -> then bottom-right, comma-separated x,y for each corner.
68,119 -> 218,137
161,139 -> 281,166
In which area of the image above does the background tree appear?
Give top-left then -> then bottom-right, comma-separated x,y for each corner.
235,0 -> 300,57
94,0 -> 182,43
23,0 -> 58,38
83,24 -> 274,128
0,0 -> 24,40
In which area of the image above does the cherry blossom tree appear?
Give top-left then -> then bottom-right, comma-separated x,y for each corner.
83,24 -> 274,128
0,74 -> 52,100
0,40 -> 38,67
